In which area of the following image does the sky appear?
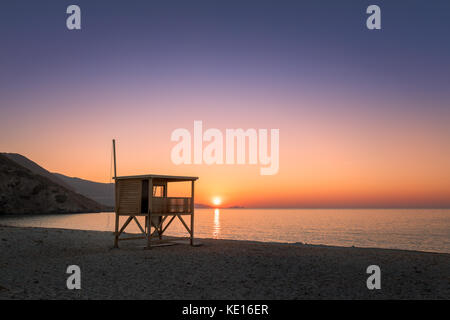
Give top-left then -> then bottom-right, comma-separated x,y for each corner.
1,0 -> 450,208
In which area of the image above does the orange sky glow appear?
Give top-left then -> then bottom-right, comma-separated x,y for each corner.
2,93 -> 449,209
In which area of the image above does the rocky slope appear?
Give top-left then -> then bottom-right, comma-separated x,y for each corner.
0,154 -> 107,215
2,153 -> 72,190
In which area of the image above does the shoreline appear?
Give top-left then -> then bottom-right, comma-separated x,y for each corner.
1,223 -> 448,255
0,225 -> 449,299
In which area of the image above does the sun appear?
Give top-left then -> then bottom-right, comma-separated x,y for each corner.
212,197 -> 222,207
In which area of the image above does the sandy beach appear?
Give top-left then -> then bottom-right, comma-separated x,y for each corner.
0,225 -> 448,300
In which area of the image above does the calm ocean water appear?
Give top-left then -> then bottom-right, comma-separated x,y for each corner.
1,209 -> 449,253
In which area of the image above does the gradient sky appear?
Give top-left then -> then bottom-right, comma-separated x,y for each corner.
1,0 -> 450,208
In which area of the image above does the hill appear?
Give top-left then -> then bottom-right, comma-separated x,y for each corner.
2,153 -> 72,189
0,154 -> 107,215
53,173 -> 114,207
1,153 -> 114,207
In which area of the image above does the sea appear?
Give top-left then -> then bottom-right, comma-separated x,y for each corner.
1,208 -> 449,253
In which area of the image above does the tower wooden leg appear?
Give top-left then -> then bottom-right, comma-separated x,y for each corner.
146,212 -> 152,249
190,180 -> 195,246
190,213 -> 194,246
114,213 -> 119,248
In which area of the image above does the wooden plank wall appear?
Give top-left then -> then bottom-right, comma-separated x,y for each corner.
117,179 -> 142,215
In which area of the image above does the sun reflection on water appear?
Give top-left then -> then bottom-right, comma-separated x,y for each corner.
213,208 -> 221,238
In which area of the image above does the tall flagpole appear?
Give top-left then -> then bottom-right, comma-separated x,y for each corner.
112,139 -> 117,179
113,139 -> 118,248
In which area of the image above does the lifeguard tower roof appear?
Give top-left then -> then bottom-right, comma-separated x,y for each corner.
114,174 -> 198,182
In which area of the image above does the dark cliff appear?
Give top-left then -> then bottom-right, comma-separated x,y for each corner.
0,154 -> 108,215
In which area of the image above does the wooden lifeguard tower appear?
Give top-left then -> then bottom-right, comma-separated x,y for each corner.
112,140 -> 198,248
